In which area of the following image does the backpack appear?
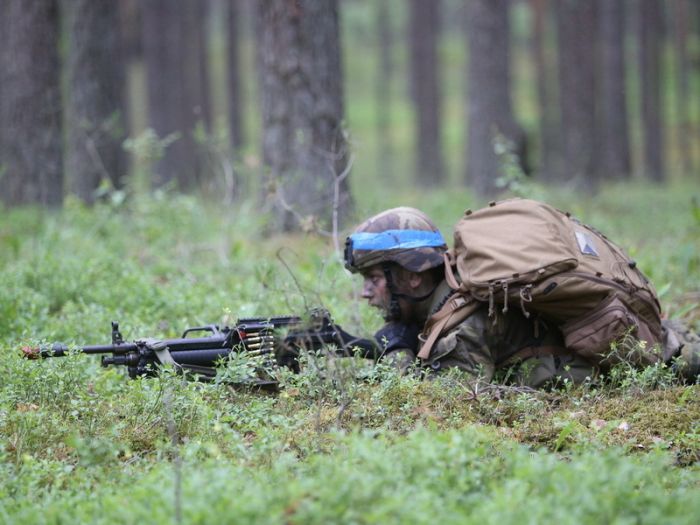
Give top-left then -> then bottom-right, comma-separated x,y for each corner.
418,198 -> 664,369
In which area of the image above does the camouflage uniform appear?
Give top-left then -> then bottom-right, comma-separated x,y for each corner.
380,281 -> 597,388
661,318 -> 700,381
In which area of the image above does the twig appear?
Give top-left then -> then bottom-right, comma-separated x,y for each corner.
163,384 -> 183,525
331,153 -> 354,256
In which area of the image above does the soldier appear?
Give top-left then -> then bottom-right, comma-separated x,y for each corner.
344,207 -> 699,388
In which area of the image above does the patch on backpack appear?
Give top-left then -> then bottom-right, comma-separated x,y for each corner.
575,231 -> 599,257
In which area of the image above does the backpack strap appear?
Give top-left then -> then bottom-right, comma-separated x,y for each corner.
417,293 -> 479,360
443,251 -> 461,290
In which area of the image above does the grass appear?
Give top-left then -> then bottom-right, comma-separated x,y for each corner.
1,178 -> 699,523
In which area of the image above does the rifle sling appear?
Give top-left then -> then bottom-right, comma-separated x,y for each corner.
154,345 -> 181,370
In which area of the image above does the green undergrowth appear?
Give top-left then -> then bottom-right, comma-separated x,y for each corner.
1,181 -> 699,523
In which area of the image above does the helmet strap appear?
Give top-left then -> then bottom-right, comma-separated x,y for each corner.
381,263 -> 403,321
381,263 -> 440,321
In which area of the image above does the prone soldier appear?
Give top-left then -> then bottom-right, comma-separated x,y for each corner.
344,205 -> 700,388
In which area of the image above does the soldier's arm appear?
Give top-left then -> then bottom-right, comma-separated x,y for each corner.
374,322 -> 422,372
423,310 -> 496,382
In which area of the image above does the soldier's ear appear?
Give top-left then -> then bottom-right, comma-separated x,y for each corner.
407,271 -> 423,290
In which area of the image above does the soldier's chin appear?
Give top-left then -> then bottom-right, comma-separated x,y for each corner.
381,306 -> 404,322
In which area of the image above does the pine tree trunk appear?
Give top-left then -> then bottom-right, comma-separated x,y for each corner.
64,0 -> 128,202
556,0 -> 599,190
409,0 -> 445,185
529,0 -> 558,180
183,0 -> 212,134
375,0 -> 394,182
671,0 -> 692,176
0,0 -> 63,206
227,0 -> 245,155
142,0 -> 197,189
465,0 -> 524,197
638,0 -> 665,182
257,0 -> 351,232
599,0 -> 631,180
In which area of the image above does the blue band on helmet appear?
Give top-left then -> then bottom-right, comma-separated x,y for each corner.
349,229 -> 446,250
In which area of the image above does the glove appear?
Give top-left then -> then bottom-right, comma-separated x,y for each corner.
374,322 -> 421,355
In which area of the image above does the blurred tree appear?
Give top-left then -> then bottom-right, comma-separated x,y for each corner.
375,0 -> 394,181
637,0 -> 665,182
184,0 -> 212,135
257,0 -> 351,232
529,0 -> 558,180
409,0 -> 445,185
465,0 -> 525,196
598,0 -> 631,180
120,0 -> 142,63
0,0 -> 63,207
671,0 -> 692,175
227,0 -> 245,156
556,0 -> 598,190
64,0 -> 128,203
142,0 -> 210,190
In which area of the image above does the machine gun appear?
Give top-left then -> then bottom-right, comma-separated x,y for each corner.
23,309 -> 378,381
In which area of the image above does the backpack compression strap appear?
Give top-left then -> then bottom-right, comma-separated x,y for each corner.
417,293 -> 479,360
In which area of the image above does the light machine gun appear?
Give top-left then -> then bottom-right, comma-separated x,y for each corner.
23,309 -> 378,382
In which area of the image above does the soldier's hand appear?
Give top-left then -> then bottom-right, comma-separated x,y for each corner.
374,322 -> 421,355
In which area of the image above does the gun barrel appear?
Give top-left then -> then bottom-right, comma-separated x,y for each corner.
39,342 -> 139,358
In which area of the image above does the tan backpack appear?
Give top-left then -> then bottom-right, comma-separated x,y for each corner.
419,198 -> 664,369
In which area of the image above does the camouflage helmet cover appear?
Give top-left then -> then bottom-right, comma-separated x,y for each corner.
344,207 -> 447,273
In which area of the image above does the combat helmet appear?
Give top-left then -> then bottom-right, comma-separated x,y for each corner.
344,207 -> 447,274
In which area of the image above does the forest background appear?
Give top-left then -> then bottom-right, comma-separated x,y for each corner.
1,0 -> 699,523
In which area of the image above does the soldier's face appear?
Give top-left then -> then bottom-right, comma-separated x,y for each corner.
361,267 -> 391,313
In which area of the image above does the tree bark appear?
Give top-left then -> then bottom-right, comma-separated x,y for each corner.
64,0 -> 128,202
556,0 -> 599,190
409,0 -> 445,185
0,0 -> 63,207
183,0 -> 212,134
638,0 -> 665,182
671,0 -> 692,176
598,0 -> 631,180
465,0 -> 524,197
529,0 -> 558,180
227,0 -> 245,155
257,0 -> 351,232
375,0 -> 394,181
142,0 -> 198,189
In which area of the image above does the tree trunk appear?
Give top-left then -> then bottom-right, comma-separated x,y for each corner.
638,0 -> 665,182
409,0 -> 445,185
257,0 -> 351,232
375,0 -> 394,182
556,0 -> 599,190
64,0 -> 128,202
227,0 -> 245,155
671,0 -> 692,176
598,0 -> 631,180
184,0 -> 212,134
529,0 -> 558,180
0,0 -> 63,207
142,0 -> 198,190
465,0 -> 524,197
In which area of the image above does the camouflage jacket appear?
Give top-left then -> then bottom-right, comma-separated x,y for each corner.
383,281 -> 597,388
